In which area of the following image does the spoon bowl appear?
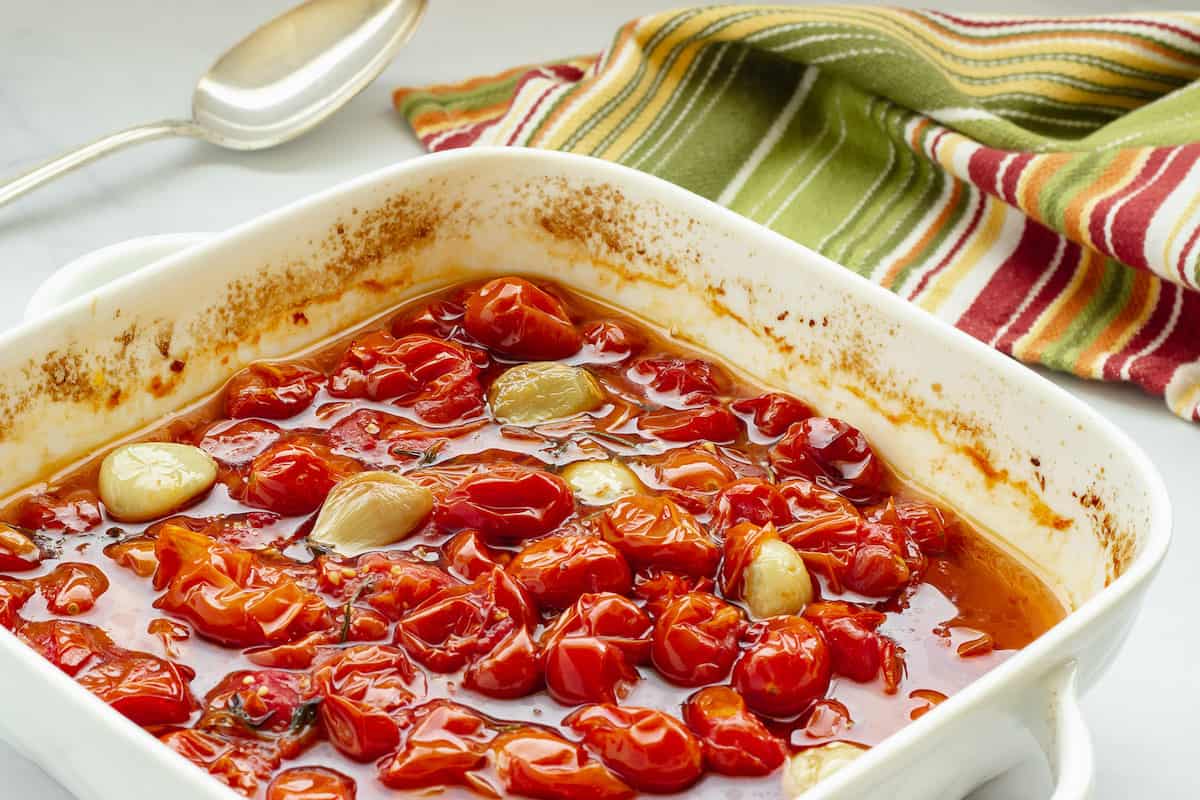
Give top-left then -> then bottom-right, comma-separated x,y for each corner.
0,0 -> 427,206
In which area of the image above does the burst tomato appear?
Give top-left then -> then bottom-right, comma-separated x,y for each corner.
631,570 -> 715,617
733,616 -> 831,717
539,592 -> 652,664
629,356 -> 723,408
442,530 -> 505,580
544,636 -> 638,706
651,592 -> 743,686
318,552 -> 456,621
266,767 -> 356,800
464,626 -> 542,699
434,466 -> 574,542
770,418 -> 884,503
37,562 -> 109,615
17,619 -> 114,676
580,320 -> 642,363
315,645 -> 425,761
243,440 -> 359,516
463,277 -> 581,360
198,419 -> 284,467
203,669 -> 317,736
17,489 -> 101,533
507,534 -> 631,609
564,704 -> 703,793
0,579 -> 34,629
225,362 -> 324,420
77,650 -> 198,725
0,524 -> 40,572
597,495 -> 718,577
377,701 -> 496,790
731,392 -> 813,438
493,728 -> 634,800
652,447 -> 737,493
710,478 -> 791,534
683,686 -> 788,776
638,403 -> 741,443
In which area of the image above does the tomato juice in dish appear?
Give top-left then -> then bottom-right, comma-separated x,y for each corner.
0,276 -> 1064,800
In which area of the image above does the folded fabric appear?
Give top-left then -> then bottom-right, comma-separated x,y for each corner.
396,6 -> 1200,422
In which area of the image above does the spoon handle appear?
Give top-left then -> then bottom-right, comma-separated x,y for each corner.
0,119 -> 202,208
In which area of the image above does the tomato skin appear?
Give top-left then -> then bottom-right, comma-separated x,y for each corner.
0,579 -> 34,629
442,530 -> 504,581
770,418 -> 884,503
199,419 -> 284,467
0,525 -> 41,572
804,602 -> 891,683
632,571 -> 715,618
639,403 -> 741,443
629,357 -> 723,408
77,650 -> 198,725
243,440 -> 359,517
683,686 -> 788,776
731,392 -> 813,439
394,567 -> 537,673
654,448 -> 737,493
153,524 -> 333,647
493,728 -> 634,800
507,534 -> 632,609
711,478 -> 792,534
37,562 -> 109,615
17,489 -> 102,533
719,521 -> 778,599
315,645 -> 424,761
598,495 -> 719,577
778,477 -> 859,521
225,362 -> 324,420
539,592 -> 652,665
894,501 -> 948,554
17,619 -> 114,676
463,277 -> 581,360
580,320 -> 643,363
329,331 -> 485,424
266,767 -> 356,800
651,592 -> 743,686
377,701 -> 496,790
843,541 -> 911,597
161,728 -> 280,796
733,616 -> 831,717
434,466 -> 575,542
564,704 -> 703,793
544,636 -> 638,705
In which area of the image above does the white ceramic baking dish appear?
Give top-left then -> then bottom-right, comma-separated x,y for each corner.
0,148 -> 1170,800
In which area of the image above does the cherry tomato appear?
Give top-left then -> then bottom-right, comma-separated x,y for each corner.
434,465 -> 574,542
17,488 -> 101,533
315,645 -> 425,761
16,619 -> 113,675
329,332 -> 484,424
493,728 -> 634,800
161,729 -> 280,796
651,592 -> 743,686
0,524 -> 40,572
843,541 -> 911,598
803,602 -> 893,684
0,579 -> 34,629
442,530 -> 505,580
153,524 -> 333,647
629,356 -> 723,408
778,477 -> 859,520
243,439 -> 359,516
719,521 -> 778,599
204,669 -> 317,736
225,362 -> 324,420
731,392 -> 813,438
653,448 -> 737,493
37,562 -> 109,615
464,626 -> 542,699
318,552 -> 456,621
463,277 -> 581,360
564,704 -> 703,793
544,636 -> 638,705
267,767 -> 356,800
632,570 -> 715,618
732,616 -> 831,717
639,403 -> 741,443
77,650 -> 198,725
580,320 -> 642,363
392,295 -> 468,340
682,686 -> 788,776
539,592 -> 652,665
894,501 -> 948,554
326,408 -> 479,468
711,478 -> 791,534
243,607 -> 390,670
394,567 -> 537,673
770,418 -> 884,503
377,701 -> 496,790
198,419 -> 284,466
507,534 -> 631,609
597,495 -> 719,577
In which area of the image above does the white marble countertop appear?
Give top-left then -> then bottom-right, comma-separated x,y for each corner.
1,1 -> 1196,798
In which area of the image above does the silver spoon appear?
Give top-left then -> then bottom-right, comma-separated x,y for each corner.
0,0 -> 426,208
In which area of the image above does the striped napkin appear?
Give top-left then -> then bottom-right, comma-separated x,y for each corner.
395,6 -> 1200,422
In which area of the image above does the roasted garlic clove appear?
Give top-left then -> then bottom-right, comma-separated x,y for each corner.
743,538 -> 814,618
781,742 -> 866,796
99,443 -> 218,522
560,459 -> 642,505
308,471 -> 434,556
489,362 -> 604,425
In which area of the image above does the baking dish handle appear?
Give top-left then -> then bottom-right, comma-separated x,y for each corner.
1028,661 -> 1094,800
